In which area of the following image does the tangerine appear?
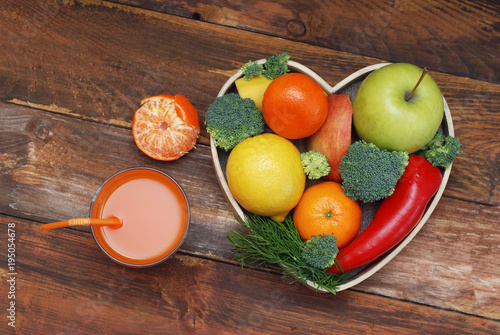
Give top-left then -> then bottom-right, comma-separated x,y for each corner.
132,94 -> 200,161
293,181 -> 361,248
262,73 -> 328,139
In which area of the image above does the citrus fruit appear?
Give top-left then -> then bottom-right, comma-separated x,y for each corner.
132,94 -> 200,161
226,133 -> 306,222
262,73 -> 328,140
293,181 -> 361,248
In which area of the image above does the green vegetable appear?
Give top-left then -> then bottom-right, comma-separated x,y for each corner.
241,61 -> 264,81
263,52 -> 290,80
339,140 -> 409,202
226,214 -> 348,294
300,150 -> 331,180
418,131 -> 461,168
301,234 -> 339,270
239,52 -> 290,81
205,93 -> 265,151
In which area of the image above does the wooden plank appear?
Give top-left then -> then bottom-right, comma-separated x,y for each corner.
437,78 -> 500,206
0,1 -> 498,205
112,0 -> 500,83
2,214 -> 499,334
1,102 -> 499,319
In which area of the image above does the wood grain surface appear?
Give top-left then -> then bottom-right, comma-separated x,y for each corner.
112,0 -> 500,83
0,0 -> 499,333
2,215 -> 499,334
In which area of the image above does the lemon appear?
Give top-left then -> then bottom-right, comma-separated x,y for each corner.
226,133 -> 306,222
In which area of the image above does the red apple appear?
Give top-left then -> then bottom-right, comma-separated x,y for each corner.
307,94 -> 353,182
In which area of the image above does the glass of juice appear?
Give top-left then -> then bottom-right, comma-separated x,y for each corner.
90,167 -> 190,268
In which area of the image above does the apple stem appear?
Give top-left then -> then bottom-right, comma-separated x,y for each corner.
406,67 -> 428,102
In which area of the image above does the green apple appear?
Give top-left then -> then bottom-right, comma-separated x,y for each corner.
353,63 -> 444,153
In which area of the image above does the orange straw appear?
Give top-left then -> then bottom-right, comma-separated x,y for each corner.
40,217 -> 123,230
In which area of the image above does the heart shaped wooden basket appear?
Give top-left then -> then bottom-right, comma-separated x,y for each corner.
211,60 -> 454,293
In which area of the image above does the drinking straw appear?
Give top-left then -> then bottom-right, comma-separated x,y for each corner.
40,217 -> 123,230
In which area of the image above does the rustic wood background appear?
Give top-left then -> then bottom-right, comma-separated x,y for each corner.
1,1 -> 499,334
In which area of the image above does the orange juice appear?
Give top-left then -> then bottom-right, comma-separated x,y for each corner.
90,168 -> 190,267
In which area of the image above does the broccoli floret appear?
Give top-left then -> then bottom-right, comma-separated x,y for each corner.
339,141 -> 409,202
419,131 -> 461,169
263,52 -> 290,80
241,60 -> 264,81
301,234 -> 339,270
205,93 -> 265,151
301,150 -> 331,180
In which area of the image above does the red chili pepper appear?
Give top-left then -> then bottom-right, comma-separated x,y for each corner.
327,154 -> 443,274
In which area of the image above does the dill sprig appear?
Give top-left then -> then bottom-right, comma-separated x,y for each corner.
226,214 -> 349,294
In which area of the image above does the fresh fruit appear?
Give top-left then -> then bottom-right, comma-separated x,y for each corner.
235,75 -> 273,111
353,63 -> 444,153
307,94 -> 353,182
226,133 -> 306,222
262,73 -> 328,140
293,181 -> 361,248
132,94 -> 200,161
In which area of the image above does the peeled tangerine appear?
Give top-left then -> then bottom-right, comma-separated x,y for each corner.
132,95 -> 200,161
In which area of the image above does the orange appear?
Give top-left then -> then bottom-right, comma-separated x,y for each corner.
132,94 -> 200,161
293,181 -> 361,248
262,73 -> 328,139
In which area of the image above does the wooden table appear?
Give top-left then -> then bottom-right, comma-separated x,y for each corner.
1,1 -> 499,334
